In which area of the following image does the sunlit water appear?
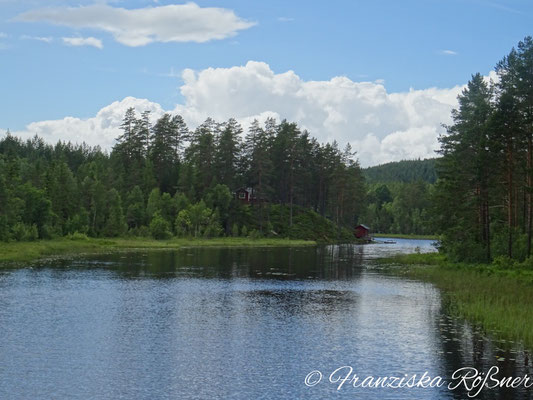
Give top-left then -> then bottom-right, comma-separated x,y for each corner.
0,239 -> 531,399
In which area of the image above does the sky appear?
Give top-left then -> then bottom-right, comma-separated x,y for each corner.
0,0 -> 532,166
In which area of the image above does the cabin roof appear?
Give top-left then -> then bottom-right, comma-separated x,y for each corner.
356,224 -> 370,230
234,187 -> 253,193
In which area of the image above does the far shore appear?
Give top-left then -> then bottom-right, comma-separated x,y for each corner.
373,233 -> 438,240
0,237 -> 316,267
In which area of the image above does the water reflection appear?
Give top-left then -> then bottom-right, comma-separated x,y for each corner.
0,239 -> 531,399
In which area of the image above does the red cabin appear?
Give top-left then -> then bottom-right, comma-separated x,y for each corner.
234,187 -> 260,203
235,187 -> 251,202
354,224 -> 370,239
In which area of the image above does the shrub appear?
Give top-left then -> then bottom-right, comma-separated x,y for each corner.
248,229 -> 262,239
175,201 -> 223,238
203,221 -> 223,238
40,224 -> 61,240
232,223 -> 239,237
68,232 -> 89,241
150,212 -> 172,240
492,255 -> 516,270
519,257 -> 533,270
26,224 -> 39,241
11,223 -> 38,242
129,225 -> 150,237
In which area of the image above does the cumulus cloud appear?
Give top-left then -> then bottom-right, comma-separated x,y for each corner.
13,97 -> 165,150
10,61 -> 464,166
17,3 -> 255,46
174,61 -> 463,165
62,36 -> 103,49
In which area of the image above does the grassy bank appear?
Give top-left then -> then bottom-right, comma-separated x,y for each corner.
0,237 -> 316,266
373,233 -> 438,240
384,252 -> 533,349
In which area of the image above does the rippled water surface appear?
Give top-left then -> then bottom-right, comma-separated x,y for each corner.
0,239 -> 531,399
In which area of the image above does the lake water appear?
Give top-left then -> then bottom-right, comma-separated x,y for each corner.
0,239 -> 532,399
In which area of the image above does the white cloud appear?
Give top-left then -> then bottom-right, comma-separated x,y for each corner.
21,35 -> 53,43
12,97 -> 165,150
62,36 -> 103,49
0,32 -> 7,38
17,3 -> 256,46
173,61 -> 463,166
440,49 -> 458,56
10,61 -> 465,166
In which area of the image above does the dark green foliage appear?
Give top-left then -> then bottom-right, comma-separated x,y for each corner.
104,189 -> 126,237
0,111 -> 367,242
18,183 -> 52,237
215,118 -> 241,188
146,188 -> 162,221
11,223 -> 38,241
205,184 -> 232,232
268,204 -> 351,241
65,208 -> 89,235
149,113 -> 185,193
149,211 -> 172,240
126,186 -> 145,229
175,201 -> 222,238
363,181 -> 432,235
434,36 -> 533,262
363,159 -> 438,184
184,118 -> 218,198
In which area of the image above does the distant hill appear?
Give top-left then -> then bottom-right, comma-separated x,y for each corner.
363,158 -> 438,184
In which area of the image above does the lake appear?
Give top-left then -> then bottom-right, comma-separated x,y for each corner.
0,239 -> 531,399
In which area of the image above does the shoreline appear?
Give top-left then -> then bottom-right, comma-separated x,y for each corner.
0,237 -> 317,267
373,233 -> 438,240
382,252 -> 533,350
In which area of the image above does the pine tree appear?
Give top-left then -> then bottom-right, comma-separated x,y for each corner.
150,113 -> 182,193
436,74 -> 495,261
243,119 -> 273,232
185,118 -> 218,197
215,118 -> 242,188
514,37 -> 533,256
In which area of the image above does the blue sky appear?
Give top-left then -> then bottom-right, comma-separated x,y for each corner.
1,0 -> 532,165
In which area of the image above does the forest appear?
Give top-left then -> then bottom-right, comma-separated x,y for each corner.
2,35 -> 531,260
362,159 -> 436,236
435,36 -> 533,263
363,158 -> 437,184
0,115 -> 366,242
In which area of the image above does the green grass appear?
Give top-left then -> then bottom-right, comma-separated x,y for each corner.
373,233 -> 439,240
0,237 -> 316,266
385,252 -> 533,349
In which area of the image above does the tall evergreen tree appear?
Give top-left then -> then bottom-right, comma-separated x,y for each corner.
436,74 -> 495,261
215,118 -> 242,188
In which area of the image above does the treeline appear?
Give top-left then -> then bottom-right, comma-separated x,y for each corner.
435,36 -> 533,262
363,158 -> 437,184
363,181 -> 432,235
362,160 -> 435,234
0,114 -> 365,242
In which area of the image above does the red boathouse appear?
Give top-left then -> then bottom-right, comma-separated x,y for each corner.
354,224 -> 371,239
